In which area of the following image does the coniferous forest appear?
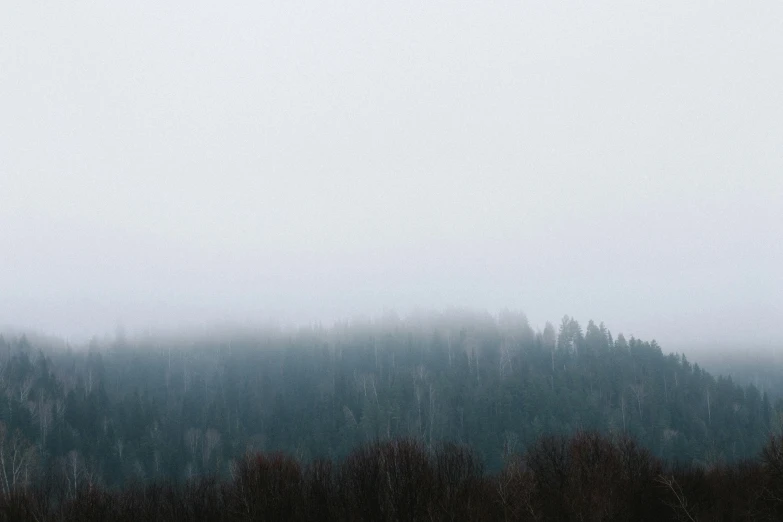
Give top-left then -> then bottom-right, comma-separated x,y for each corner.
0,311 -> 781,520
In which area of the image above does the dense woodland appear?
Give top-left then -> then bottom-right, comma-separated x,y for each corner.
0,432 -> 781,521
699,350 -> 783,402
0,311 -> 780,495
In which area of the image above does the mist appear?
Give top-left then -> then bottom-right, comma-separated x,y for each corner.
1,2 -> 781,347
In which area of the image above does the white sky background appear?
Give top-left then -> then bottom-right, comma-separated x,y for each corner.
1,2 -> 781,347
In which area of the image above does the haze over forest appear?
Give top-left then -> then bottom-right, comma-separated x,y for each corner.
2,2 -> 782,349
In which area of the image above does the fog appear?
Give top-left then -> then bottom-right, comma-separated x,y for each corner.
1,2 -> 781,347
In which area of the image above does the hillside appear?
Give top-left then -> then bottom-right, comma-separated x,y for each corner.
0,311 -> 780,488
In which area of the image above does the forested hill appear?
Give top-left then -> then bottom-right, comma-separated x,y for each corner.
0,311 -> 780,488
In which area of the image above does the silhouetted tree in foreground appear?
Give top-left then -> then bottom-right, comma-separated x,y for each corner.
0,432 -> 781,521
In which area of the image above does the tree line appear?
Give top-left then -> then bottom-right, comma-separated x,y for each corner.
0,432 -> 782,520
0,310 -> 780,489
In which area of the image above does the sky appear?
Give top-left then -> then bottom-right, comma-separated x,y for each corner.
1,2 -> 781,347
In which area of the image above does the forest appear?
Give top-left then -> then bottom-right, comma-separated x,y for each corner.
0,432 -> 780,520
0,311 -> 781,519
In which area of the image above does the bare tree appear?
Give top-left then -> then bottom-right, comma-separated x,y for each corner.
502,431 -> 519,461
58,449 -> 99,497
343,406 -> 358,428
0,423 -> 36,496
620,393 -> 627,432
657,474 -> 697,522
115,438 -> 125,462
629,383 -> 645,423
34,392 -> 53,448
19,375 -> 34,403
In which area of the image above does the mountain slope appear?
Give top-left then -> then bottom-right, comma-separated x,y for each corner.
0,311 -> 778,485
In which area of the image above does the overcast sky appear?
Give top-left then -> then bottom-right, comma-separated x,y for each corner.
1,2 -> 781,347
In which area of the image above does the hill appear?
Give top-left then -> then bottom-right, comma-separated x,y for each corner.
0,311 -> 779,487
